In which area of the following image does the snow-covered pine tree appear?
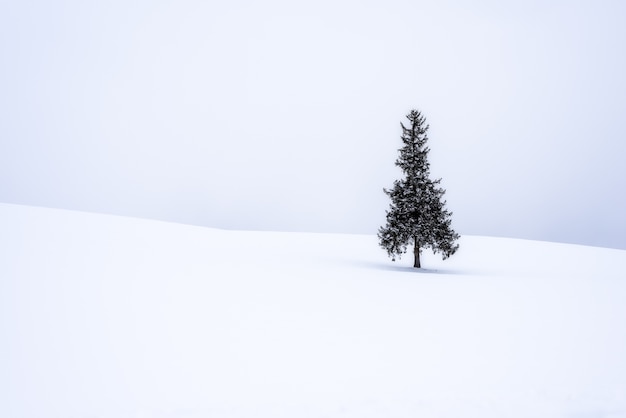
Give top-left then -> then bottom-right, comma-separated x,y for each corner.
378,109 -> 459,268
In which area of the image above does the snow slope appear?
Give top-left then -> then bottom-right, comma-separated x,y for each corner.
1,203 -> 625,418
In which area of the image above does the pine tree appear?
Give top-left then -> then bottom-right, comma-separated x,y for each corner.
378,109 -> 459,268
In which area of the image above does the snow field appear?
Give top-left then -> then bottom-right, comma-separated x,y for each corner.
1,203 -> 625,417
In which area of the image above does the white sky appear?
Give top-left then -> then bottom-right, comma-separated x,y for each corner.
1,0 -> 625,249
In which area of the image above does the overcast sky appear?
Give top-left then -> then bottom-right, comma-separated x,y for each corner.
1,0 -> 625,249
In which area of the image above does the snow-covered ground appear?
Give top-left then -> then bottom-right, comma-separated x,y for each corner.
1,202 -> 625,418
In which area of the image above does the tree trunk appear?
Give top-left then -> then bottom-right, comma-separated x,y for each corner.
413,239 -> 421,268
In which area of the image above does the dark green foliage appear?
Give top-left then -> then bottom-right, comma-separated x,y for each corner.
378,110 -> 459,266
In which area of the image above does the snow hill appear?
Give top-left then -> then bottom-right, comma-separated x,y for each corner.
1,203 -> 626,418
